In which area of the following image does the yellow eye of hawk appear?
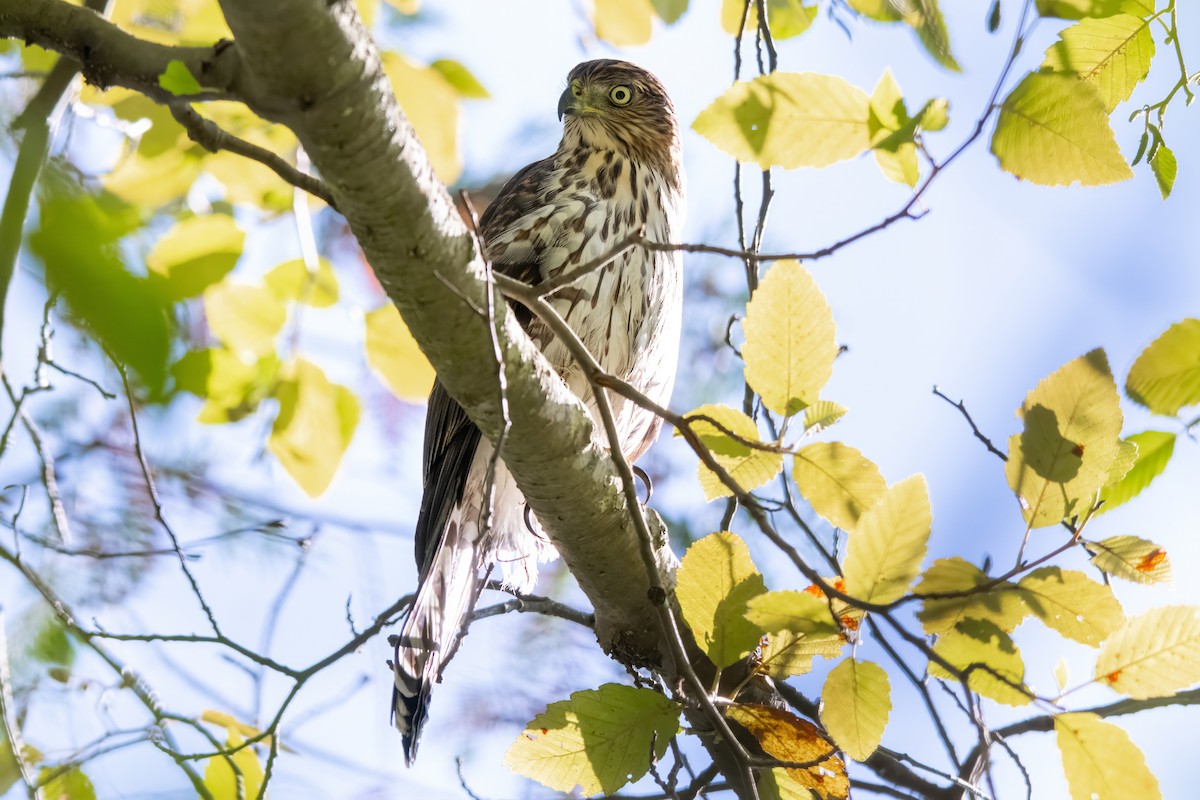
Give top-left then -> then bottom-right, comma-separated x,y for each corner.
571,81 -> 583,98
609,85 -> 633,106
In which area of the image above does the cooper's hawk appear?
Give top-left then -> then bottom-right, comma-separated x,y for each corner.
391,59 -> 684,765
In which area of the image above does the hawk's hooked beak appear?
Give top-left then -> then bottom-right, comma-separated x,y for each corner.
557,86 -> 576,121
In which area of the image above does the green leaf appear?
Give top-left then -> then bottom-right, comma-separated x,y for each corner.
842,475 -> 932,605
1005,349 -> 1124,528
157,59 -> 202,95
1042,14 -> 1155,111
1037,0 -> 1125,19
1094,605 -> 1200,698
765,0 -> 819,39
929,619 -> 1030,706
651,0 -> 689,24
103,142 -> 204,209
1085,535 -> 1172,584
991,71 -> 1133,186
428,58 -> 489,99
792,442 -> 887,533
29,616 -> 74,667
759,627 -> 845,678
1055,713 -> 1161,800
264,258 -> 340,308
1016,567 -> 1125,646
680,404 -> 783,500
269,359 -> 360,497
172,347 -> 278,424
915,557 -> 1029,635
745,590 -> 840,637
203,731 -> 264,800
742,260 -> 837,416
364,303 -> 436,403
147,214 -> 244,301
803,400 -> 848,433
869,69 -> 920,187
726,705 -> 849,799
1150,142 -> 1177,200
677,532 -> 768,668
204,282 -> 287,358
593,0 -> 654,45
820,659 -> 891,761
692,72 -> 871,169
1098,430 -> 1175,513
30,184 -> 170,393
504,684 -> 680,796
1126,319 -> 1200,415
902,0 -> 960,71
37,766 -> 95,800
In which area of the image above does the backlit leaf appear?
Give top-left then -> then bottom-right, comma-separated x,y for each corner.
1016,567 -> 1125,645
265,258 -> 339,308
147,214 -> 244,300
726,705 -> 849,799
1055,713 -> 1161,800
843,475 -> 931,605
742,260 -> 837,416
1037,0 -> 1125,18
37,766 -> 95,800
991,71 -> 1132,186
382,53 -> 462,183
803,400 -> 848,433
680,404 -> 783,501
745,590 -> 840,638
1098,430 -> 1175,513
429,59 -> 489,99
677,532 -> 767,668
269,359 -> 359,497
1126,319 -> 1200,415
1094,605 -> 1200,698
1005,349 -> 1124,528
720,0 -> 817,38
651,0 -> 689,24
203,731 -> 264,800
103,144 -> 204,208
204,282 -> 287,358
364,303 -> 436,402
1042,14 -> 1154,111
693,73 -> 871,169
157,59 -> 202,95
759,627 -> 844,678
1054,658 -> 1071,693
594,0 -> 654,45
1151,143 -> 1177,200
820,659 -> 890,761
929,619 -> 1030,706
915,557 -> 1029,635
504,684 -> 680,796
1085,535 -> 1172,584
792,442 -> 887,532
173,347 -> 278,424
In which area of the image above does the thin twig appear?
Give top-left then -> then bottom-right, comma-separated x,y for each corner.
932,386 -> 1006,461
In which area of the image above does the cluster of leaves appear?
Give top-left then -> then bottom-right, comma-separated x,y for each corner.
505,258 -> 1200,797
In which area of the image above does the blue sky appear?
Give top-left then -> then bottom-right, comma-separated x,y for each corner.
2,1 -> 1198,798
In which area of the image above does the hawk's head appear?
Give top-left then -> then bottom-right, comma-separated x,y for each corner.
557,59 -> 680,179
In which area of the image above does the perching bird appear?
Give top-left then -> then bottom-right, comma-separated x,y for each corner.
391,59 -> 685,765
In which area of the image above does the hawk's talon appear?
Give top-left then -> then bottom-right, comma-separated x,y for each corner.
633,465 -> 653,504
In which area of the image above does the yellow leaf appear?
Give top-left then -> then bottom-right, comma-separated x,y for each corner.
382,53 -> 463,184
203,731 -> 265,800
677,532 -> 767,668
991,71 -> 1132,186
203,282 -> 287,358
1017,567 -> 1124,645
820,658 -> 891,761
742,260 -> 836,416
103,145 -> 204,208
842,475 -> 931,606
265,258 -> 340,307
1042,14 -> 1155,111
679,404 -> 783,501
759,627 -> 844,678
1055,713 -> 1161,800
1005,348 -> 1124,528
1085,535 -> 1172,584
726,705 -> 849,799
364,303 -> 436,402
1094,605 -> 1200,699
269,359 -> 360,497
594,0 -> 655,45
914,557 -> 1029,635
692,73 -> 871,169
792,441 -> 887,533
147,214 -> 244,300
1125,318 -> 1200,415
929,619 -> 1030,706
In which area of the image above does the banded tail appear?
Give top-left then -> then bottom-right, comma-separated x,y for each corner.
392,508 -> 485,765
